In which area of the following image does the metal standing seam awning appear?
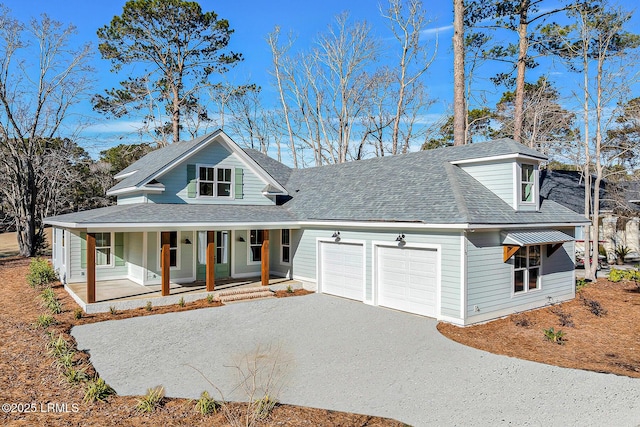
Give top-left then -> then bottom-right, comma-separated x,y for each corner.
501,229 -> 574,262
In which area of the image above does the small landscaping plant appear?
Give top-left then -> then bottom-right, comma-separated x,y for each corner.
145,301 -> 152,311
575,278 -> 588,292
254,394 -> 278,420
286,285 -> 294,294
512,313 -> 531,327
40,287 -> 62,314
33,313 -> 56,329
550,306 -> 574,328
543,327 -> 566,345
63,366 -> 88,385
178,296 -> 185,307
206,294 -> 215,303
26,257 -> 58,288
136,385 -> 165,413
582,297 -> 607,316
83,377 -> 115,403
109,305 -> 118,315
73,308 -> 83,320
195,390 -> 218,415
47,333 -> 72,359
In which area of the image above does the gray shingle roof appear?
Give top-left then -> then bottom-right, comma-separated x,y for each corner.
281,140 -> 585,225
109,132 -> 215,193
244,149 -> 292,188
46,204 -> 295,227
47,137 -> 588,228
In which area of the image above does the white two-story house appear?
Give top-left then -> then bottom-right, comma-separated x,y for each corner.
46,130 -> 588,325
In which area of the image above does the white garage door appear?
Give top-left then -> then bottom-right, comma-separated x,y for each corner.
319,241 -> 364,301
377,246 -> 438,317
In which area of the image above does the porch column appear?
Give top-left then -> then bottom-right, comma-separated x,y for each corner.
261,230 -> 270,286
206,231 -> 215,292
161,231 -> 170,296
86,232 -> 96,304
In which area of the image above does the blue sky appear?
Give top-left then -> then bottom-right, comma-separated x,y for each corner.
4,0 -> 640,158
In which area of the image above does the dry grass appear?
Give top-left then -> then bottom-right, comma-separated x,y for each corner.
0,229 -> 52,258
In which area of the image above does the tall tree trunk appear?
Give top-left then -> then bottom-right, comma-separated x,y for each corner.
453,0 -> 466,146
513,0 -> 530,145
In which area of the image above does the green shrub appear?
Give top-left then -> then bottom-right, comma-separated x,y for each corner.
195,390 -> 218,415
178,296 -> 185,307
33,313 -> 56,329
83,378 -> 115,403
608,268 -> 628,282
206,294 -> 215,303
109,306 -> 118,315
39,287 -> 62,314
27,258 -> 58,288
543,327 -> 566,344
136,385 -> 165,413
55,351 -> 76,370
73,308 -> 83,320
145,301 -> 152,311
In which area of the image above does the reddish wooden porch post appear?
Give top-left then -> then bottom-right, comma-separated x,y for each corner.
261,230 -> 270,286
86,232 -> 96,304
161,231 -> 170,296
206,231 -> 215,292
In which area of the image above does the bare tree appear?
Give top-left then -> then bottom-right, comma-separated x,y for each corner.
541,2 -> 640,280
381,0 -> 437,154
0,7 -> 92,256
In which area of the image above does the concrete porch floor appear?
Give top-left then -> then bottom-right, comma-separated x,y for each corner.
66,276 -> 303,314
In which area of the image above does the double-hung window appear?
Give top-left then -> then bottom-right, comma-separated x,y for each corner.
198,166 -> 232,198
521,164 -> 535,203
514,245 -> 541,294
95,232 -> 112,267
249,229 -> 264,263
281,229 -> 290,264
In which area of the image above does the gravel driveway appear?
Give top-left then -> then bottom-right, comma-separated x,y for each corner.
72,294 -> 640,426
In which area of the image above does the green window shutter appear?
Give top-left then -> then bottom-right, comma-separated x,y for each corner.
80,232 -> 86,269
234,168 -> 243,199
187,164 -> 197,198
115,232 -> 125,267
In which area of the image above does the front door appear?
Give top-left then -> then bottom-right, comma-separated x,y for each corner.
215,231 -> 230,278
196,231 -> 231,280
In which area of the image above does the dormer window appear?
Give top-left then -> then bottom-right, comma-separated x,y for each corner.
521,164 -> 535,203
198,166 -> 232,198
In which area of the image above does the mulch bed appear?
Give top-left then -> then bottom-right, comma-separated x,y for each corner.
0,258 -> 403,426
438,278 -> 640,377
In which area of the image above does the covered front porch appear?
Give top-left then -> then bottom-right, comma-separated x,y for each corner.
66,275 -> 301,314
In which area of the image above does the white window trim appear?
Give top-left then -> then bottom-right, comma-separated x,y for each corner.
518,163 -> 537,205
95,231 -> 115,269
157,231 -> 181,271
196,163 -> 234,199
280,229 -> 291,265
512,245 -> 542,296
247,229 -> 264,266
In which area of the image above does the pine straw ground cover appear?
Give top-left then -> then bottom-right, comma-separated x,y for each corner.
0,258 -> 403,427
438,278 -> 640,378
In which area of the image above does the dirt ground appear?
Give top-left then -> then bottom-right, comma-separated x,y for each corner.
0,258 -> 403,427
439,279 -> 640,378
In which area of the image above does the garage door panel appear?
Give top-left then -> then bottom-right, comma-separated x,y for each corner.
320,241 -> 364,301
378,246 -> 437,317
